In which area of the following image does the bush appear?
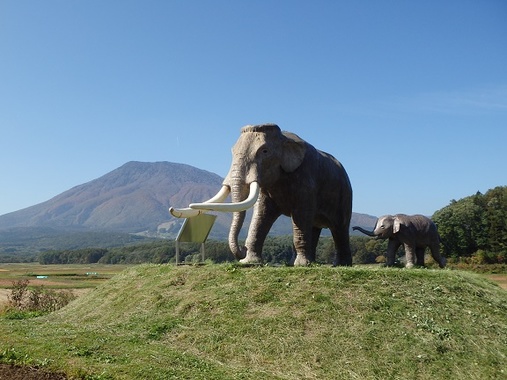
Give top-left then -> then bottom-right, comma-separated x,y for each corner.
470,249 -> 503,265
6,279 -> 76,316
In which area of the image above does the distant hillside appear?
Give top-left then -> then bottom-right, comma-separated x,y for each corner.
0,161 -> 376,243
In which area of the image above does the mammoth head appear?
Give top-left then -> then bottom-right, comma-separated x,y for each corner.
224,124 -> 307,188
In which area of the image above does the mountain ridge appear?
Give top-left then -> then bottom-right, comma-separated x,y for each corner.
0,161 -> 377,240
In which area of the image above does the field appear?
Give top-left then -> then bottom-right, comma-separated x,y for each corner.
0,263 -> 506,379
0,263 -> 132,307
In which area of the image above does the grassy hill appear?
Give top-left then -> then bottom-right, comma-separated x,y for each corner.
1,265 -> 506,379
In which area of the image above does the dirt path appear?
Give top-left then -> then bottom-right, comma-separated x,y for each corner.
487,274 -> 507,290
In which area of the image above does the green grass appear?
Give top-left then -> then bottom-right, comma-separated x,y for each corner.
1,264 -> 506,379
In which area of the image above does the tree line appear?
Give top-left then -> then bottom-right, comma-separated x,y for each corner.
37,236 -> 389,266
432,186 -> 506,264
37,186 -> 506,266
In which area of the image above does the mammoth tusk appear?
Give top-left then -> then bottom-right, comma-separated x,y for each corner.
169,207 -> 205,218
169,185 -> 230,218
189,182 -> 260,213
203,185 -> 230,203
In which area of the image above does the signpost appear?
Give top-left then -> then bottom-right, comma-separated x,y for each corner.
175,213 -> 217,264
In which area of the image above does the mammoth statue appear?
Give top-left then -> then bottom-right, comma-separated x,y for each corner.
353,214 -> 446,268
170,123 -> 353,266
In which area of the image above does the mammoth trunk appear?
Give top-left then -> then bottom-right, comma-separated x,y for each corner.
229,211 -> 246,259
228,180 -> 249,260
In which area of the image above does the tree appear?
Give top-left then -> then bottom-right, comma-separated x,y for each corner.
433,186 -> 507,262
484,187 -> 507,258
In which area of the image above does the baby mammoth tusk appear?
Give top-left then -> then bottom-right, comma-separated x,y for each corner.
189,182 -> 260,213
169,185 -> 231,218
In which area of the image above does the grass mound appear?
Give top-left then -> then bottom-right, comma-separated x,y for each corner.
1,264 -> 506,379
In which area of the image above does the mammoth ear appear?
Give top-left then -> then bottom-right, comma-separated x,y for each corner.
393,217 -> 402,234
281,132 -> 306,172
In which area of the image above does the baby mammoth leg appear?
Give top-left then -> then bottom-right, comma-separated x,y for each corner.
404,244 -> 416,268
386,239 -> 402,266
415,247 -> 426,267
429,243 -> 446,268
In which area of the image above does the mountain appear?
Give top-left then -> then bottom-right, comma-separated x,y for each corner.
0,162 -> 229,237
0,161 -> 376,241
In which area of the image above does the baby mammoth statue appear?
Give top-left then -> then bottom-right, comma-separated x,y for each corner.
353,214 -> 446,268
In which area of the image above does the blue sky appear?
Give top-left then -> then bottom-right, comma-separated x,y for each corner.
1,1 -> 506,218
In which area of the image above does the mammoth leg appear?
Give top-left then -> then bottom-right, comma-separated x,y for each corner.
241,194 -> 280,264
292,226 -> 311,266
291,211 -> 315,266
330,225 -> 352,266
308,227 -> 322,263
386,239 -> 402,266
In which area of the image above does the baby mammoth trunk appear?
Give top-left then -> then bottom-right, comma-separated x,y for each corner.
352,226 -> 376,237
